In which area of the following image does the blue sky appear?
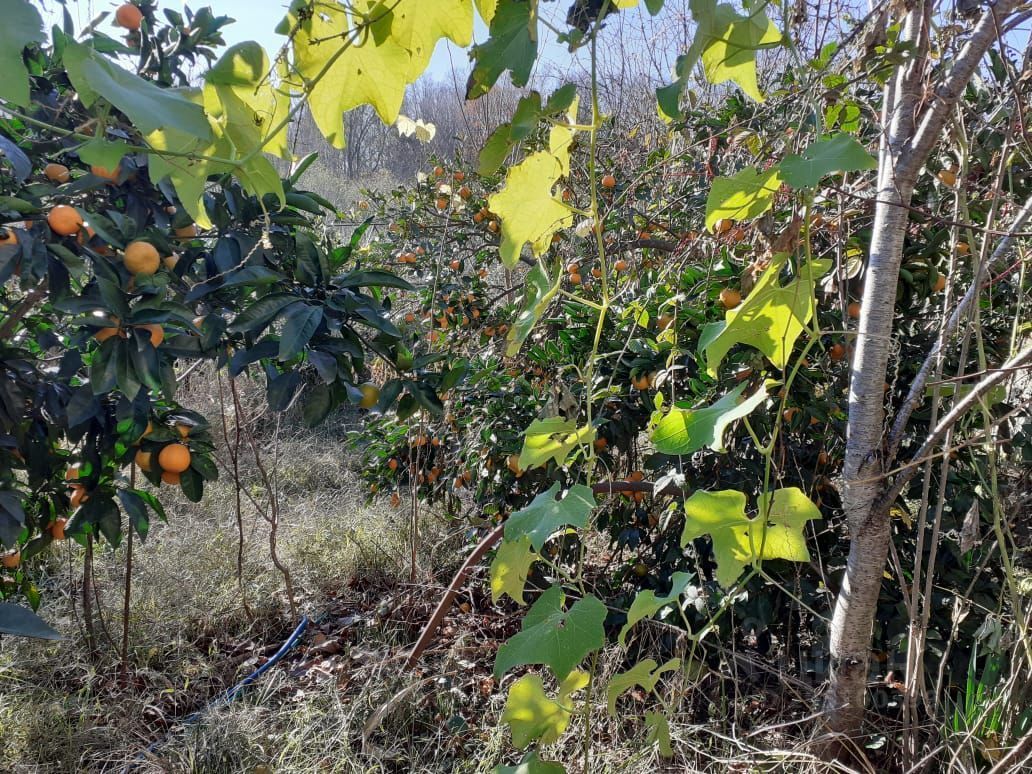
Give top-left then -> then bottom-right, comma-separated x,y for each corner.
42,0 -> 589,85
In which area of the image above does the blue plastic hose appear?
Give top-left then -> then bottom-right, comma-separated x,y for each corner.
121,615 -> 310,772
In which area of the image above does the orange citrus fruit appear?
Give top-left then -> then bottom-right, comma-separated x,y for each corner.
44,163 -> 70,183
157,442 -> 191,473
115,3 -> 143,30
124,241 -> 160,275
48,205 -> 83,236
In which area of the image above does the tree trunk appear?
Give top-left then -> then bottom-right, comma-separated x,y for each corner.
823,0 -> 1021,747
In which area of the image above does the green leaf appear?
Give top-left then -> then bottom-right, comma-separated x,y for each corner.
780,134 -> 876,189
302,382 -> 334,427
64,42 -> 212,137
335,269 -> 414,291
506,262 -> 561,357
0,490 -> 26,548
0,603 -> 61,640
687,0 -> 781,103
518,417 -> 595,470
705,165 -> 783,231
496,752 -> 565,774
501,670 -> 587,748
204,42 -> 290,159
495,585 -> 607,679
606,658 -> 680,713
228,293 -> 299,334
278,303 -> 323,361
490,534 -> 538,605
504,481 -> 596,550
656,54 -> 690,122
0,0 -> 45,107
489,152 -> 573,269
467,0 -> 537,99
698,254 -> 831,376
116,489 -> 150,542
680,487 -> 821,587
645,711 -> 673,757
618,573 -> 692,646
78,138 -> 132,173
650,381 -> 769,455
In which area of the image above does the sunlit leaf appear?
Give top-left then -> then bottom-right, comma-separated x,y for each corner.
618,572 -> 692,646
495,585 -> 606,679
687,0 -> 781,103
681,487 -> 821,587
501,670 -> 587,748
518,417 -> 595,470
698,254 -> 831,376
205,41 -> 290,159
490,534 -> 538,605
650,380 -> 769,455
489,152 -> 573,269
705,165 -> 782,231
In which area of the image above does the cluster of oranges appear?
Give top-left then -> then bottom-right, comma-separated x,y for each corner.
133,423 -> 193,485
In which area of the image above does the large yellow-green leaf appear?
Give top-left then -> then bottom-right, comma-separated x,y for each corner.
518,417 -> 595,470
606,658 -> 680,714
490,534 -> 538,605
381,0 -> 473,79
502,670 -> 588,748
681,488 -> 820,587
205,42 -> 290,159
497,753 -> 566,774
687,0 -> 781,103
0,0 -> 44,107
698,254 -> 831,376
650,380 -> 769,456
618,572 -> 692,646
146,89 -> 230,229
282,1 -> 410,148
489,152 -> 573,269
475,0 -> 498,24
495,585 -> 606,679
704,165 -> 782,231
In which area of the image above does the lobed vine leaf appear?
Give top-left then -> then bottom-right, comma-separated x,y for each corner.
645,710 -> 674,757
501,670 -> 588,748
618,572 -> 692,646
698,254 -> 832,376
489,152 -> 573,269
606,658 -> 680,714
780,133 -> 876,189
518,417 -> 595,470
467,0 -> 537,99
504,482 -> 596,551
704,165 -> 782,231
494,585 -> 607,679
687,0 -> 781,103
650,380 -> 769,456
681,487 -> 821,586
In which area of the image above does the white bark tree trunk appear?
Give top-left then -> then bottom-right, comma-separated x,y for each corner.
823,0 -> 1021,747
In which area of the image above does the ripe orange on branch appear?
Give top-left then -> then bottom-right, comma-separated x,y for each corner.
158,443 -> 191,473
124,241 -> 160,275
47,205 -> 83,236
115,3 -> 143,30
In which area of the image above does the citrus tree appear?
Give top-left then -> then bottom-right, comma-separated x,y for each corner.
1,1 -> 1029,770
